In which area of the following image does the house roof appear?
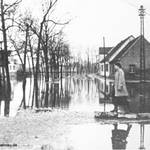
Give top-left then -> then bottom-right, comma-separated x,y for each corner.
99,47 -> 113,55
100,35 -> 135,63
110,36 -> 139,63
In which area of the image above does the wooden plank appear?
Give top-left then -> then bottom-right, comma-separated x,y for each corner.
94,111 -> 150,120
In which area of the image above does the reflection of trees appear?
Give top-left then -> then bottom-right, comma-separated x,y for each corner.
35,79 -> 71,109
72,77 -> 96,102
44,83 -> 49,107
18,77 -> 73,109
49,82 -> 71,109
0,81 -> 10,116
50,83 -> 59,108
111,123 -> 132,150
87,79 -> 90,94
72,78 -> 77,93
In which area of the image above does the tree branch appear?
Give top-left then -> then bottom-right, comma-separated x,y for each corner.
4,0 -> 22,14
4,17 -> 14,21
5,25 -> 14,31
9,38 -> 24,66
46,19 -> 71,25
42,0 -> 58,23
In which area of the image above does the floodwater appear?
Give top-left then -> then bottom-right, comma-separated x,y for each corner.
2,75 -> 149,115
0,75 -> 115,116
0,75 -> 150,150
69,123 -> 150,150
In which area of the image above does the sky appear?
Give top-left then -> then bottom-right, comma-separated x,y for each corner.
18,0 -> 150,59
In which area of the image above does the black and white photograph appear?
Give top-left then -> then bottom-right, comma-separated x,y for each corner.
0,0 -> 150,149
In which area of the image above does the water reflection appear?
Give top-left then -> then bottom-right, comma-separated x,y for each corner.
0,78 -> 11,116
139,123 -> 145,150
69,123 -> 150,150
95,78 -> 150,113
111,123 -> 132,150
1,75 -> 150,116
0,75 -> 150,149
41,144 -> 53,150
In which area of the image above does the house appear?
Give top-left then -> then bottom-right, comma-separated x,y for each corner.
8,57 -> 22,75
0,51 -> 18,77
96,47 -> 112,74
100,35 -> 150,80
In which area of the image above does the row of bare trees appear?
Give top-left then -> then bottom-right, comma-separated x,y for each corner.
0,0 -> 71,108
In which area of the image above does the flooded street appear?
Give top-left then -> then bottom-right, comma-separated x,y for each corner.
0,75 -> 150,150
4,74 -> 150,115
1,75 -> 115,116
1,0 -> 150,149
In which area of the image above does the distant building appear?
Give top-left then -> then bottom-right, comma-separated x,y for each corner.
96,47 -> 112,74
0,51 -> 21,77
100,35 -> 150,80
8,57 -> 22,74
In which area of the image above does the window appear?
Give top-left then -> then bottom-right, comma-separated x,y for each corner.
105,84 -> 108,93
13,65 -> 15,70
110,65 -> 114,74
105,64 -> 108,72
101,64 -> 103,71
14,59 -> 17,64
129,64 -> 136,73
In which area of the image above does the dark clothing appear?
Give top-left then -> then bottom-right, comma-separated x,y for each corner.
112,96 -> 129,106
111,85 -> 130,113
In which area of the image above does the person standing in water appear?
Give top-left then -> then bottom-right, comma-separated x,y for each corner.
111,62 -> 130,113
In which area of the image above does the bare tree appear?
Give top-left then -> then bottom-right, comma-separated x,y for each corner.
0,0 -> 22,104
6,0 -> 71,109
30,0 -> 71,108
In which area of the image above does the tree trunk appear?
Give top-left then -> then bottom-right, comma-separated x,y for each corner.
0,0 -> 11,99
22,25 -> 29,109
43,33 -> 49,83
29,39 -> 35,74
34,23 -> 44,108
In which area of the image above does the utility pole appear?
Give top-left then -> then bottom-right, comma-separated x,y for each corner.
103,37 -> 106,95
139,5 -> 146,112
103,37 -> 106,112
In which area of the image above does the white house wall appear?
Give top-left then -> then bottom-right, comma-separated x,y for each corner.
100,63 -> 110,77
9,64 -> 22,73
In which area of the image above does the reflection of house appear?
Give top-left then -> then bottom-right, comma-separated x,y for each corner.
100,35 -> 150,80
